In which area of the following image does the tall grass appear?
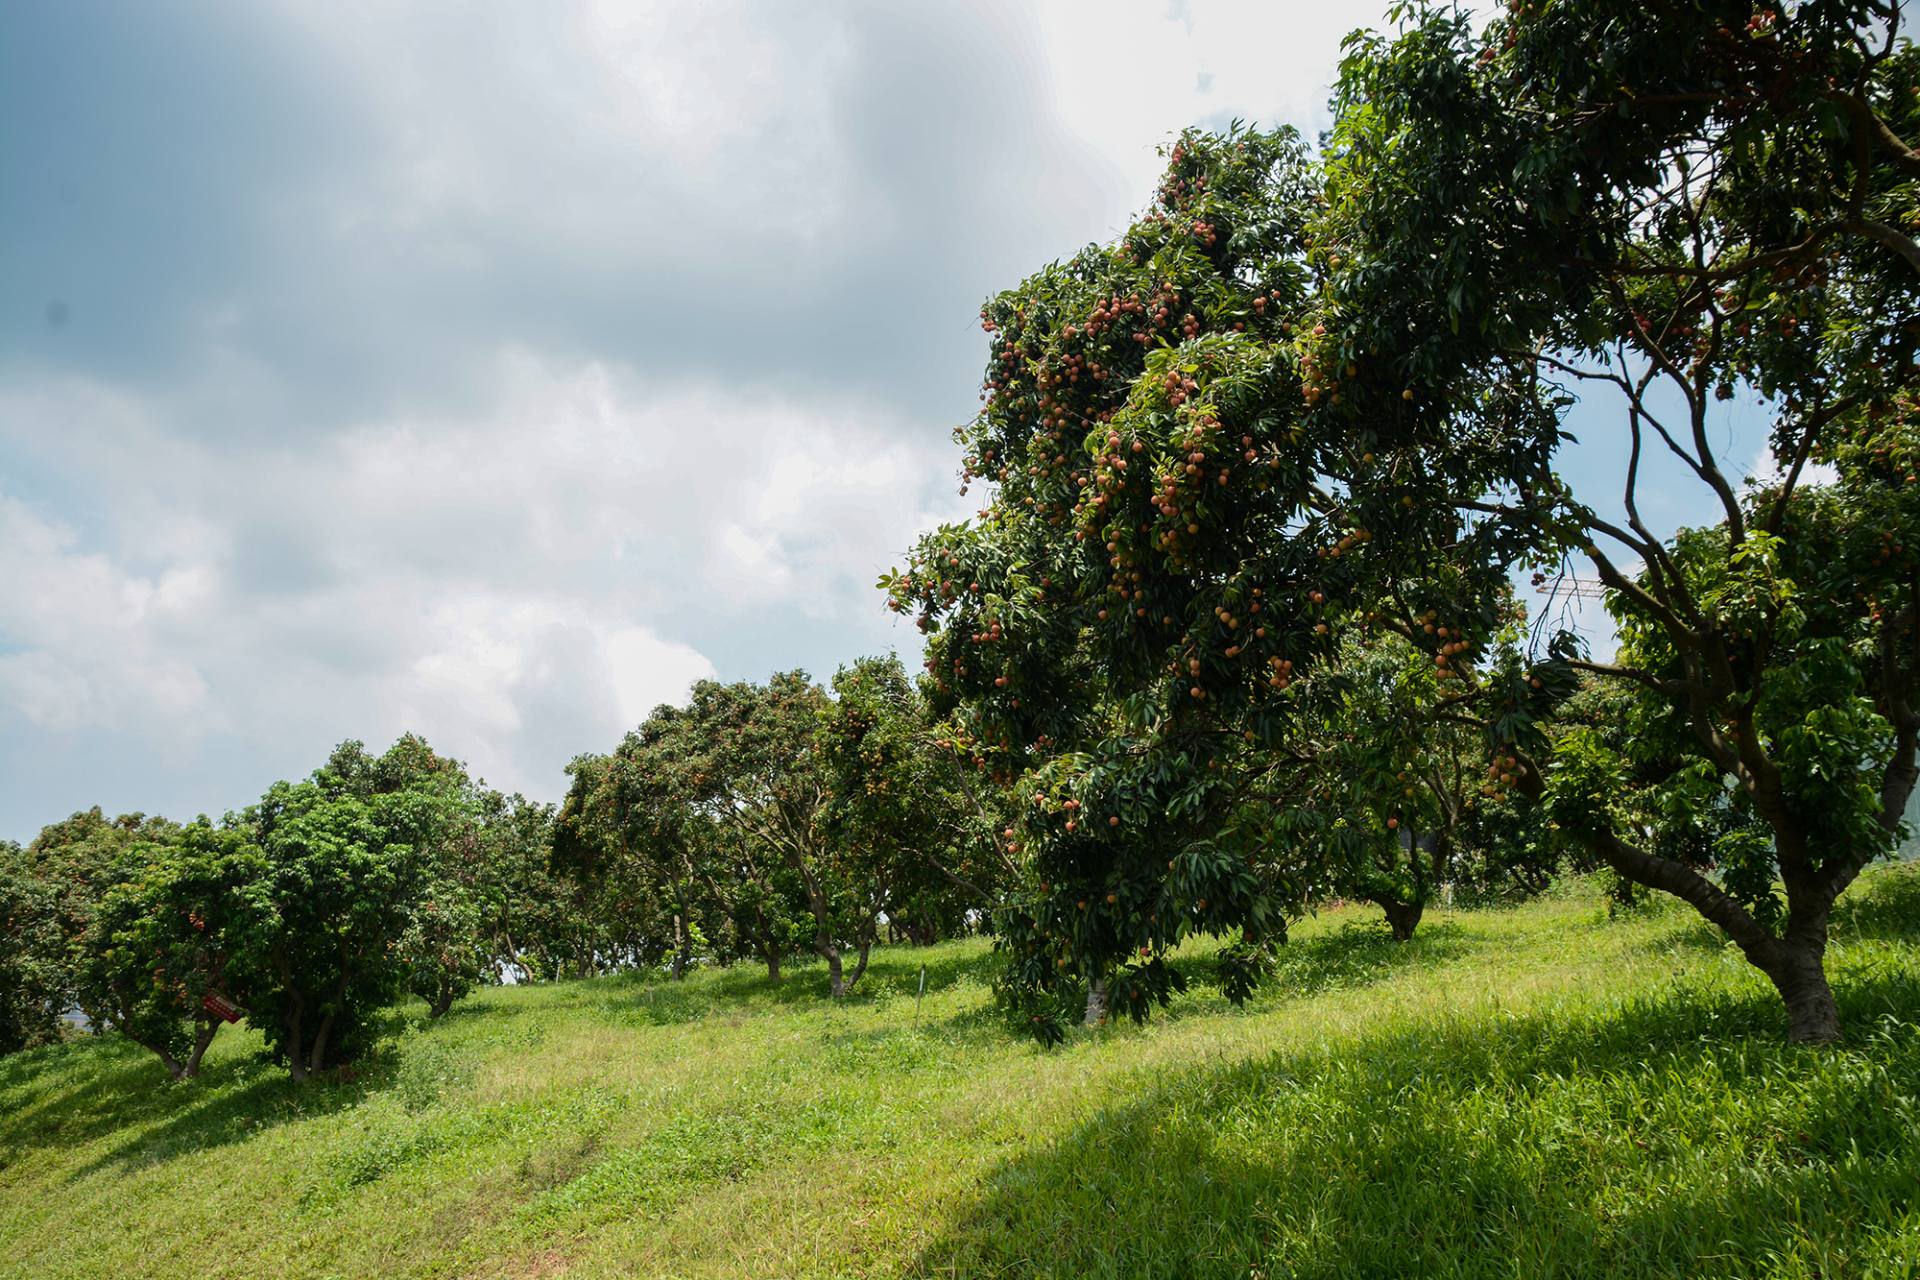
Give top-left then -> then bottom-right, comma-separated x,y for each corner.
1,870 -> 1915,1279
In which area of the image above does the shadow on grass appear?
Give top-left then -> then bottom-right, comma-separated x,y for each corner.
0,1037 -> 185,1163
924,919 -> 1478,1045
1147,919 -> 1475,1024
0,1013 -> 405,1182
1264,917 -> 1472,1000
910,964 -> 1920,1280
601,942 -> 999,1027
64,1056 -> 381,1181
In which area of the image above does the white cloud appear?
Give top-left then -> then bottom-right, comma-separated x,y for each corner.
1747,438 -> 1839,493
604,626 -> 716,725
0,496 -> 216,731
1032,0 -> 1394,220
0,352 -> 967,803
0,0 -> 1398,831
272,0 -> 860,260
399,598 -> 715,786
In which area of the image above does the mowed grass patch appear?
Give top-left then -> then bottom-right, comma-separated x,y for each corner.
0,870 -> 1913,1279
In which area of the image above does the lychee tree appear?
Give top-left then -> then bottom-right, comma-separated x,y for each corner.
1267,627 -> 1567,941
9,807 -> 232,1078
463,790 -> 570,984
234,736 -> 477,1080
399,879 -> 486,1019
573,666 -> 972,998
1309,0 -> 1920,1040
815,655 -> 1010,950
643,674 -> 853,989
78,820 -> 257,1080
887,126 -> 1561,1038
0,841 -> 66,1057
552,751 -> 690,977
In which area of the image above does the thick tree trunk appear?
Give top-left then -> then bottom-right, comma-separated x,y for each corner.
825,945 -> 846,997
1589,828 -> 1845,1043
764,947 -> 782,984
1083,978 -> 1109,1027
429,986 -> 456,1019
1767,942 -> 1841,1045
1379,897 -> 1424,942
1522,765 -> 1851,1042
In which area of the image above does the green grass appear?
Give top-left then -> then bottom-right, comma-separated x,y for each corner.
3,871 -> 1918,1279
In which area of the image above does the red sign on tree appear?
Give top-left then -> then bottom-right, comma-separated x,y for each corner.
200,993 -> 242,1024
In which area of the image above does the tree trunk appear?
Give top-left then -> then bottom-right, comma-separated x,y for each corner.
843,940 -> 873,995
1083,977 -> 1109,1027
429,986 -> 455,1019
1766,937 -> 1841,1045
182,1017 -> 219,1078
1426,832 -> 1449,902
670,910 -> 690,981
284,1000 -> 308,1084
309,1010 -> 336,1077
1508,864 -> 1548,895
825,944 -> 847,997
1380,897 -> 1424,942
132,1035 -> 187,1081
803,872 -> 849,996
764,947 -> 782,984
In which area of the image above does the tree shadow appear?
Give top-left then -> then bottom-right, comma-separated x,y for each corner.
859,941 -> 1001,994
600,942 -> 999,1027
0,1014 -> 407,1182
909,969 -> 1920,1279
926,919 -> 1478,1045
1262,917 -> 1473,1000
1157,918 -> 1476,1019
61,1055 -> 381,1181
0,1037 -> 189,1163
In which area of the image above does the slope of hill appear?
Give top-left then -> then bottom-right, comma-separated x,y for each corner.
2,872 -> 1916,1280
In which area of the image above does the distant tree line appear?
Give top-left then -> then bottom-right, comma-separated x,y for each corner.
0,655 -> 1012,1080
0,636 -> 1575,1082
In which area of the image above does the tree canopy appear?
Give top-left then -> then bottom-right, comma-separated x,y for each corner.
889,1 -> 1920,1042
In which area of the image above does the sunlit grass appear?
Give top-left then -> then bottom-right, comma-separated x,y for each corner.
2,870 -> 1915,1279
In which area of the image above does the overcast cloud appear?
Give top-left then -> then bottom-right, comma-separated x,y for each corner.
0,1 -> 1407,837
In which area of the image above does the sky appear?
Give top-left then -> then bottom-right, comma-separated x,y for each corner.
0,1 -> 1777,841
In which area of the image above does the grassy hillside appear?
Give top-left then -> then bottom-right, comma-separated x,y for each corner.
2,872 -> 1917,1280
